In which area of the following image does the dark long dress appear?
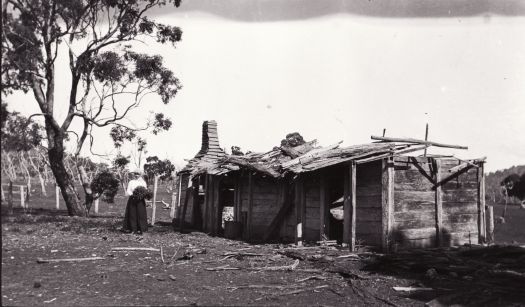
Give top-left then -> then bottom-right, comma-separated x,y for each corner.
123,196 -> 148,232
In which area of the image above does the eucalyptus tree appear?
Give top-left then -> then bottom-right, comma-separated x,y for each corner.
2,0 -> 182,216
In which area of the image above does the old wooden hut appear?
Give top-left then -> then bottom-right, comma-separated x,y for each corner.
176,121 -> 487,252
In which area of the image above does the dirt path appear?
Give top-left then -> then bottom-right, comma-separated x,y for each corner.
1,208 -> 423,306
3,207 -> 524,306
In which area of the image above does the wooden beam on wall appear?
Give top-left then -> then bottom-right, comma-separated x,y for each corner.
295,176 -> 305,246
478,163 -> 487,244
319,171 -> 329,241
381,157 -> 395,252
247,172 -> 254,241
191,177 -> 200,228
213,176 -> 221,236
203,175 -> 209,231
434,159 -> 443,247
344,162 -> 357,251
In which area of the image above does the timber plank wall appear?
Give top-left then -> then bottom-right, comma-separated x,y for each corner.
238,175 -> 282,241
392,156 -> 482,249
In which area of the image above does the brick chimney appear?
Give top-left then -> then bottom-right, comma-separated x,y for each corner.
195,120 -> 225,159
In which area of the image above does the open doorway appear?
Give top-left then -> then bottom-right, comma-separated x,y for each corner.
324,165 -> 346,243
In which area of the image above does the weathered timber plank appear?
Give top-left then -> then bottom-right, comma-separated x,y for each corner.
356,195 -> 382,208
394,210 -> 435,222
443,213 -> 477,224
319,172 -> 329,241
356,221 -> 382,234
356,207 -> 382,222
343,162 -> 357,251
442,181 -> 479,190
394,190 -> 434,203
394,169 -> 434,191
393,227 -> 436,240
444,222 -> 478,233
442,189 -> 478,202
394,218 -> 436,230
356,184 -> 382,196
478,164 -> 487,244
356,161 -> 382,185
394,200 -> 435,213
381,157 -> 394,252
442,202 -> 478,214
357,232 -> 382,246
435,158 -> 443,247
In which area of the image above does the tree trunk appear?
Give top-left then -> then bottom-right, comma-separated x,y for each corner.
78,165 -> 94,214
46,126 -> 87,216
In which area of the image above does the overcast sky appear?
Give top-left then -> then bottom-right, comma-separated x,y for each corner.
8,1 -> 525,172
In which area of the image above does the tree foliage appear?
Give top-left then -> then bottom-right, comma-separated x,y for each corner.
91,169 -> 120,203
144,155 -> 175,181
1,103 -> 44,151
1,0 -> 183,216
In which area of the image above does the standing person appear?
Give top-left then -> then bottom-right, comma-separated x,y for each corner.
122,170 -> 149,234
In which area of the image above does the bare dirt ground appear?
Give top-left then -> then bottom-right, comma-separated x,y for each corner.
2,186 -> 525,306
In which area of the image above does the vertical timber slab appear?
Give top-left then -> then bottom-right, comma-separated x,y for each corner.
478,163 -> 487,244
233,176 -> 239,222
295,176 -> 305,246
55,185 -> 60,209
319,172 -> 329,241
434,159 -> 443,247
247,172 -> 254,241
191,177 -> 200,228
213,176 -> 221,236
203,175 -> 209,231
381,157 -> 395,252
344,162 -> 357,251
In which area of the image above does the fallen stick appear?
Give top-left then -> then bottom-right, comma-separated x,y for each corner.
37,257 -> 105,264
393,286 -> 434,292
111,247 -> 160,252
296,275 -> 326,282
206,265 -> 242,271
336,254 -> 361,259
279,285 -> 329,296
160,246 -> 165,263
249,259 -> 300,271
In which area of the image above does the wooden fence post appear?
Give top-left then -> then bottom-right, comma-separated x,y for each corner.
94,198 -> 99,214
487,206 -> 495,244
151,175 -> 159,226
20,185 -> 25,209
55,185 -> 60,209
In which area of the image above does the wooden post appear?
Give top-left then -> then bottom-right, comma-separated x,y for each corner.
344,162 -> 357,251
94,198 -> 99,214
192,177 -> 200,228
203,175 -> 209,231
179,187 -> 192,233
8,181 -> 13,214
247,172 -> 254,241
214,177 -> 221,236
319,172 -> 329,241
295,176 -> 304,246
487,206 -> 494,244
381,157 -> 395,252
151,175 -> 159,226
55,185 -> 60,209
423,123 -> 429,157
20,185 -> 25,209
434,159 -> 443,247
169,175 -> 180,219
478,163 -> 487,244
